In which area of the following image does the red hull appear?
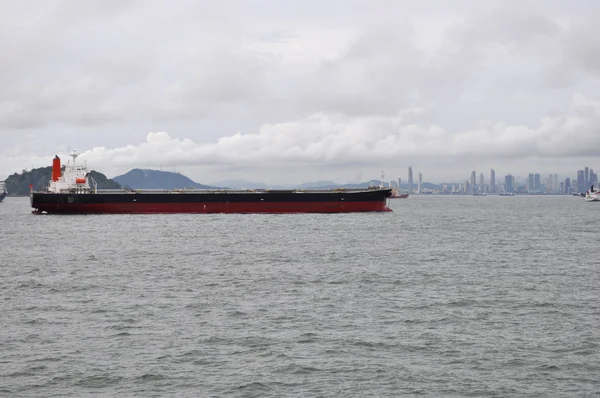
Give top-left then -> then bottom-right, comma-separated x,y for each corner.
33,201 -> 392,214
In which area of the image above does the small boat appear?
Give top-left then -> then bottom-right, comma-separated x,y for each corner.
585,186 -> 600,202
389,187 -> 409,199
473,192 -> 487,196
0,181 -> 6,203
499,192 -> 514,196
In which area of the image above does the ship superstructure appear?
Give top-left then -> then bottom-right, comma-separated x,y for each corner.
47,151 -> 96,194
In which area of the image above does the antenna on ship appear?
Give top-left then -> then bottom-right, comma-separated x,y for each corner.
380,171 -> 385,188
70,149 -> 79,163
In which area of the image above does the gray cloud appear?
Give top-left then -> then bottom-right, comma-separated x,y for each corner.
1,0 -> 600,183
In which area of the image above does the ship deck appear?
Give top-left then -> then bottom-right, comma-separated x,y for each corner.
34,187 -> 390,195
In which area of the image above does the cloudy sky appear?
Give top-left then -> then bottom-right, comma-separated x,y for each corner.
2,0 -> 600,184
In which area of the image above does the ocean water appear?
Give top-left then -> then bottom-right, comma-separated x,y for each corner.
1,195 -> 598,397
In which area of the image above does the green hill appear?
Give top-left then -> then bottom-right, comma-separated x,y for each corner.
113,169 -> 217,189
5,167 -> 121,196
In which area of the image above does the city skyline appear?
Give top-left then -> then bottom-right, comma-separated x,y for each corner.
396,165 -> 597,195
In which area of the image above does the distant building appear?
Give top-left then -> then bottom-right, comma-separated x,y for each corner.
470,171 -> 476,194
585,166 -> 589,188
534,173 -> 541,191
577,170 -> 585,193
528,173 -> 535,192
505,174 -> 514,193
418,172 -> 422,194
479,173 -> 484,192
408,166 -> 413,194
490,169 -> 496,193
565,177 -> 571,194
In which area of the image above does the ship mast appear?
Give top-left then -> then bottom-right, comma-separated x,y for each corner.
70,149 -> 80,165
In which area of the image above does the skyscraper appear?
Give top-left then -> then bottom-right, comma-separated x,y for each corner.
505,174 -> 514,193
479,173 -> 484,193
490,169 -> 496,193
534,173 -> 541,191
408,166 -> 413,194
418,172 -> 422,194
528,173 -> 535,192
470,171 -> 476,194
577,170 -> 585,193
565,177 -> 571,194
585,166 -> 589,188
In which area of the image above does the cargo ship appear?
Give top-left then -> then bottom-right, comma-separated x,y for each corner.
30,152 -> 393,214
0,181 -> 6,203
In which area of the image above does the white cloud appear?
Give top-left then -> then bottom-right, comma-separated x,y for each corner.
3,93 -> 589,183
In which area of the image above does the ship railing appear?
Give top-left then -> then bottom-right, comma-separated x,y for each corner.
58,188 -> 95,194
50,187 -> 392,195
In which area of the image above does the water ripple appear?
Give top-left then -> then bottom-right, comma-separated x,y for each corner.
0,196 -> 598,397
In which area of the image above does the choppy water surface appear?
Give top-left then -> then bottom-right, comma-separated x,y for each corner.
1,196 -> 598,397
